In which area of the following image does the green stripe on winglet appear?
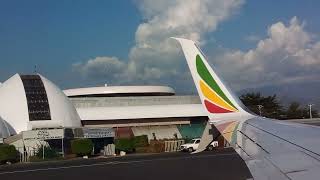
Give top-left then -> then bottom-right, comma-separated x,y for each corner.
196,54 -> 237,110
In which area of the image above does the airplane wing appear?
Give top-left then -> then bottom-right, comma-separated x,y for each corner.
239,117 -> 320,179
173,37 -> 320,180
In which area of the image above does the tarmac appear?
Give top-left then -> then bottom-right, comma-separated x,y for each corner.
0,148 -> 252,180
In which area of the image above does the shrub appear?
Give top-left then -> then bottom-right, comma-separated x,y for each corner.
35,145 -> 60,159
133,135 -> 149,147
115,135 -> 149,153
115,138 -> 134,153
71,139 -> 93,156
0,144 -> 18,164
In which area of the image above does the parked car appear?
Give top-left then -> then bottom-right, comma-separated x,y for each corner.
180,138 -> 218,152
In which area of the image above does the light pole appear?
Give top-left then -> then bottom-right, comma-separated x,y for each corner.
257,105 -> 263,116
308,104 -> 314,119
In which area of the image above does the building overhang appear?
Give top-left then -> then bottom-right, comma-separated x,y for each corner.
77,104 -> 207,121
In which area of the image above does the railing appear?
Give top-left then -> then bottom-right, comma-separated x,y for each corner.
16,147 -> 36,162
164,140 -> 185,152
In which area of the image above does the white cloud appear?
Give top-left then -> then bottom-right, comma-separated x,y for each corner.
72,56 -> 126,80
73,3 -> 320,96
73,0 -> 245,87
212,17 -> 320,90
129,0 -> 244,80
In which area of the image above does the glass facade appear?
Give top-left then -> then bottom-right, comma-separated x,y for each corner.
20,75 -> 51,121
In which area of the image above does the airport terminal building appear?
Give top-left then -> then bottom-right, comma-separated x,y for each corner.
0,73 -> 209,152
64,86 -> 207,140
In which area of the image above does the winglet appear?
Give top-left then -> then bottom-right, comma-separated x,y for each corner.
172,37 -> 251,119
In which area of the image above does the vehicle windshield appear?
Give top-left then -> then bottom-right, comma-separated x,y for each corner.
190,139 -> 198,143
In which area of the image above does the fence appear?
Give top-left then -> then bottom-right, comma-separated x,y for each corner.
17,147 -> 37,162
164,140 -> 185,152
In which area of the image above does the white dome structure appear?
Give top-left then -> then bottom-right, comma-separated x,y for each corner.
0,74 -> 81,134
0,116 -> 16,138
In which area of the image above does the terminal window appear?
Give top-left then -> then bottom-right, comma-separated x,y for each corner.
20,75 -> 52,121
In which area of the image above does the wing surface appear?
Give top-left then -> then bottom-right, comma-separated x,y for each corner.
173,37 -> 320,179
235,117 -> 320,179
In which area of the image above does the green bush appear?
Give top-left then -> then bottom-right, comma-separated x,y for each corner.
71,139 -> 93,156
0,144 -> 18,164
115,138 -> 135,153
133,135 -> 149,147
35,145 -> 60,159
115,135 -> 149,153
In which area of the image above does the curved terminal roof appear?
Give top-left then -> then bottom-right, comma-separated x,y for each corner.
0,74 -> 81,133
64,86 -> 175,97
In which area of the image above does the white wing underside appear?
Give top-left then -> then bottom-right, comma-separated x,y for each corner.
231,118 -> 320,180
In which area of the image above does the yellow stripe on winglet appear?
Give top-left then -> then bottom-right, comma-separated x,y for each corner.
200,80 -> 237,112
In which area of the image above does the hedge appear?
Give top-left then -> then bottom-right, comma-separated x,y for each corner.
115,135 -> 149,153
35,145 -> 60,159
71,139 -> 93,156
115,138 -> 135,153
133,135 -> 148,147
0,144 -> 18,164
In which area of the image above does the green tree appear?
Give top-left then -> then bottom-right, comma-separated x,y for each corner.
284,102 -> 319,119
302,107 -> 319,119
286,102 -> 303,119
240,92 -> 284,119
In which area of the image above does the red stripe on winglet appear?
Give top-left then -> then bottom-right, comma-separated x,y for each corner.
204,100 -> 234,113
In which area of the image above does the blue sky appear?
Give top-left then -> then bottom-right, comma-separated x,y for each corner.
1,0 -> 320,94
0,1 -> 140,87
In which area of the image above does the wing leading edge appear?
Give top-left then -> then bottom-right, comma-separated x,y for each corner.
173,37 -> 320,180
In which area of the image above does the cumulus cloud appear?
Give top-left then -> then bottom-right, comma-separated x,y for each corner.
212,17 -> 320,90
72,56 -> 126,80
129,0 -> 244,81
73,0 -> 245,88
73,2 -> 320,96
